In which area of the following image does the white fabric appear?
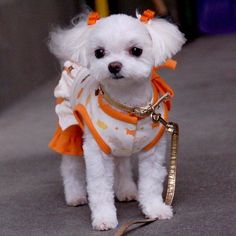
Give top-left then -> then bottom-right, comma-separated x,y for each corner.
54,61 -> 166,157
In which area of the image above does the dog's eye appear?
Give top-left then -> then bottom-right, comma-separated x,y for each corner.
130,47 -> 143,57
95,48 -> 105,59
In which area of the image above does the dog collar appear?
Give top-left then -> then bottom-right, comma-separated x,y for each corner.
95,84 -> 171,118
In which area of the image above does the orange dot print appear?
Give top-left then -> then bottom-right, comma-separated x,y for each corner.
126,128 -> 136,136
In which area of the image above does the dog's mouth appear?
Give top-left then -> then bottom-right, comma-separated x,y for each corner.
111,74 -> 124,80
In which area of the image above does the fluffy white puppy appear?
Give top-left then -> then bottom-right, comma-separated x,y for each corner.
49,12 -> 185,230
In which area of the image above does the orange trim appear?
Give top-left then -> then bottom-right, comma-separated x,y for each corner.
98,83 -> 159,123
75,104 -> 111,154
98,95 -> 138,124
73,110 -> 85,132
143,104 -> 168,151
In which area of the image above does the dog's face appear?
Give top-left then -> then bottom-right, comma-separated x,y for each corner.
49,13 -> 185,85
88,15 -> 154,85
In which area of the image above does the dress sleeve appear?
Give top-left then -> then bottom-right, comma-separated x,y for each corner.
54,61 -> 78,130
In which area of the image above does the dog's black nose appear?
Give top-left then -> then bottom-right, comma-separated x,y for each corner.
108,61 -> 122,74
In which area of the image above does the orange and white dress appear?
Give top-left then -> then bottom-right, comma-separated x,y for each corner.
49,60 -> 175,157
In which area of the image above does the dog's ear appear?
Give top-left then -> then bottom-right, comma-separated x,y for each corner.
48,20 -> 90,67
145,19 -> 186,66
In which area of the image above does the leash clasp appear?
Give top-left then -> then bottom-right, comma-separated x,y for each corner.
133,105 -> 153,118
151,112 -> 177,134
133,92 -> 171,118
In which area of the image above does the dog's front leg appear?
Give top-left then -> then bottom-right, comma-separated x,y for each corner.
83,130 -> 118,230
138,134 -> 173,220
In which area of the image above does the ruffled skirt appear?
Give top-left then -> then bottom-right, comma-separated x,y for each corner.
48,125 -> 83,156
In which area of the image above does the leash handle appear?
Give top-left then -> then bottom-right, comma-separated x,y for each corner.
114,219 -> 156,236
114,118 -> 179,236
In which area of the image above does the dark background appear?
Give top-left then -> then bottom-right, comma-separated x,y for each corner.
0,0 -> 226,109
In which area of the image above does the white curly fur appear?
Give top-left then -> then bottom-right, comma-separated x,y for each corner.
49,12 -> 185,230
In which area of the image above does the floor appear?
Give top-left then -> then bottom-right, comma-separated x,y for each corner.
1,34 -> 236,236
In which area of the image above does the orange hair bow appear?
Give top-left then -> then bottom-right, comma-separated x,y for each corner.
140,9 -> 155,23
87,12 -> 100,25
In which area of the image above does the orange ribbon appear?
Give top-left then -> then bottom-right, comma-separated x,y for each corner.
140,9 -> 155,23
87,12 -> 100,25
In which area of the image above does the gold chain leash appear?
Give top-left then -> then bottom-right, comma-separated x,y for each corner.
114,114 -> 179,236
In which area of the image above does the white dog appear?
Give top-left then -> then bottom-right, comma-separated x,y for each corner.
48,10 -> 185,230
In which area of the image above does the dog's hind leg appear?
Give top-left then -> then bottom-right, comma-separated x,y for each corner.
83,131 -> 118,230
114,157 -> 138,201
137,134 -> 173,219
61,155 -> 87,206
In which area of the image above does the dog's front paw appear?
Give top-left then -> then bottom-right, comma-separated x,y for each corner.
142,202 -> 173,220
115,181 -> 138,202
92,207 -> 118,231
